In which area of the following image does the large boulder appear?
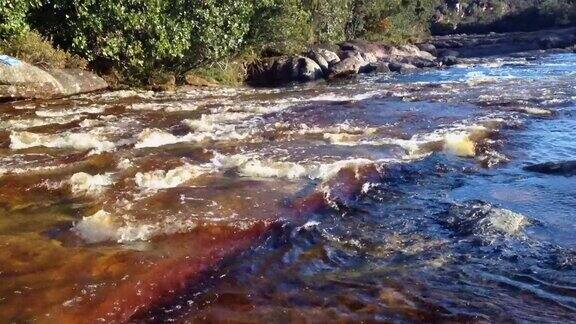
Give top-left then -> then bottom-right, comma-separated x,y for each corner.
146,71 -> 177,91
327,56 -> 364,79
437,49 -> 460,59
361,61 -> 391,74
49,69 -> 109,96
440,55 -> 459,66
538,34 -> 576,50
0,55 -> 107,101
246,56 -> 323,86
417,43 -> 438,56
317,48 -> 340,65
524,161 -> 576,177
400,57 -> 437,68
306,50 -> 330,73
388,61 -> 417,74
390,45 -> 436,61
292,56 -> 324,82
339,40 -> 390,60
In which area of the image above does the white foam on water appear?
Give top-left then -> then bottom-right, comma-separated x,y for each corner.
129,102 -> 199,112
73,209 -> 203,243
135,129 -> 184,148
184,112 -> 253,132
135,163 -> 213,190
488,208 -> 529,236
35,106 -> 106,117
464,72 -> 511,86
306,90 -> 382,102
69,172 -> 113,196
135,123 -> 255,148
10,131 -> 115,154
516,107 -> 553,116
239,160 -> 308,180
325,122 -> 492,159
0,115 -> 81,130
118,158 -> 133,170
442,131 -> 477,157
73,210 -> 120,243
212,153 -> 379,181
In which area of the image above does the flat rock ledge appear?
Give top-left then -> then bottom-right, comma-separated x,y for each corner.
0,55 -> 108,102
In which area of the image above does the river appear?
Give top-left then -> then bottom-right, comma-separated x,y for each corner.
0,52 -> 575,322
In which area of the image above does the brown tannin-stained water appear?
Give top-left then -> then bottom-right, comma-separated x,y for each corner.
0,53 -> 575,322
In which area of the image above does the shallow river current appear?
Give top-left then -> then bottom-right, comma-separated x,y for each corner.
0,53 -> 575,322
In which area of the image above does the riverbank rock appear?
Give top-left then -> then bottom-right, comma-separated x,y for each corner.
431,27 -> 576,57
417,43 -> 438,56
184,74 -> 219,87
247,39 -> 440,85
327,56 -> 365,79
0,55 -> 108,101
246,56 -> 323,86
292,56 -> 324,82
388,62 -> 417,73
524,161 -> 576,177
147,71 -> 176,91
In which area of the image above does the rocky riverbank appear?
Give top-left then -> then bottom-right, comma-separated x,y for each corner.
0,55 -> 108,102
246,27 -> 576,86
2,27 -> 576,101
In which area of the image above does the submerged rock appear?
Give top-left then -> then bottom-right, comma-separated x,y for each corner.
388,61 -> 417,73
0,55 -> 107,101
440,55 -> 459,66
524,161 -> 576,177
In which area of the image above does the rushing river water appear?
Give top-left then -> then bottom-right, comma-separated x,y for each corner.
0,53 -> 575,322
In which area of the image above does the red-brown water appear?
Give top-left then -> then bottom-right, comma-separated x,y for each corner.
1,53 -> 575,322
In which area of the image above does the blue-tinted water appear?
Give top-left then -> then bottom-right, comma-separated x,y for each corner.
1,53 -> 574,322
161,53 -> 576,322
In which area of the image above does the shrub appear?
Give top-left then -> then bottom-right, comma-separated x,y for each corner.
0,0 -> 41,39
304,0 -> 353,44
347,0 -> 438,44
247,0 -> 313,55
0,30 -> 86,69
28,0 -> 256,83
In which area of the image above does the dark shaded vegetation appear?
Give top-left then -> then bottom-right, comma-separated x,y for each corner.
433,0 -> 576,34
1,0 -> 438,84
2,0 -> 576,84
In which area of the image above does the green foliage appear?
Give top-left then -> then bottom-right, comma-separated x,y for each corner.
188,60 -> 249,86
9,0 -> 572,85
346,0 -> 439,43
0,30 -> 86,69
436,0 -> 576,33
0,0 -> 41,39
304,0 -> 353,44
248,0 -> 313,55
30,0 -> 256,83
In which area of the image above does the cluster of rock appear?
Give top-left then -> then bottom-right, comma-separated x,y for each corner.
246,40 -> 451,86
431,27 -> 576,57
0,55 -> 108,102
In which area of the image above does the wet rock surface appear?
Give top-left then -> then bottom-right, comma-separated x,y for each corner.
247,41 -> 436,86
524,161 -> 576,177
0,56 -> 108,101
431,27 -> 576,57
